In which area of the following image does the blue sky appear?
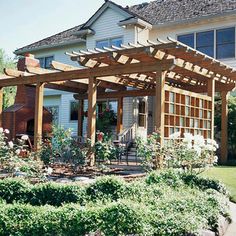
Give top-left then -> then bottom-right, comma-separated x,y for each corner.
0,0 -> 144,58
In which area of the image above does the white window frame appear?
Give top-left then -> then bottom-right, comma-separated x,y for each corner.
176,25 -> 236,60
96,36 -> 123,48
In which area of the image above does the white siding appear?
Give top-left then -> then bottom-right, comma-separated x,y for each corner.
86,7 -> 135,49
33,44 -> 86,67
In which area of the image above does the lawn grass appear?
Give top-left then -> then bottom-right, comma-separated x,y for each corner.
203,166 -> 236,203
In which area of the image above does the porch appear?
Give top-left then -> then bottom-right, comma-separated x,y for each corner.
1,38 -> 236,164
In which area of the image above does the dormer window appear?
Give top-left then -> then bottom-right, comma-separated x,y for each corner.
96,37 -> 123,49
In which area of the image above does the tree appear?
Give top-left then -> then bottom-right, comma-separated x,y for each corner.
0,49 -> 17,109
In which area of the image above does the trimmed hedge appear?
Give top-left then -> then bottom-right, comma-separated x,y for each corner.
0,178 -> 86,206
0,201 -> 148,236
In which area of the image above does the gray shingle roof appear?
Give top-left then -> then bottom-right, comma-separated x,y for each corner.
15,0 -> 236,54
128,0 -> 236,25
15,24 -> 83,54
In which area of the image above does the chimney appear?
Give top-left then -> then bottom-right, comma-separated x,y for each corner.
17,54 -> 40,71
15,54 -> 40,106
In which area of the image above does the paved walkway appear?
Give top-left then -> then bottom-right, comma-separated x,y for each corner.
224,202 -> 236,236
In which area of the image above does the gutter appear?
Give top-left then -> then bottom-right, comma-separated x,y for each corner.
14,38 -> 86,56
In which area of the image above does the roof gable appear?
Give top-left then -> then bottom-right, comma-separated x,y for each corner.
81,1 -> 133,29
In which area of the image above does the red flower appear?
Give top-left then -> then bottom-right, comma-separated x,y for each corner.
97,132 -> 104,142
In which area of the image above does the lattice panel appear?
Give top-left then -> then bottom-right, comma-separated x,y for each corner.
164,87 -> 212,139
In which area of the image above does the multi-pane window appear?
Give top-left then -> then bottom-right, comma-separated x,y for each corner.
138,100 -> 147,128
177,27 -> 236,59
177,34 -> 194,48
70,101 -> 79,121
196,31 -> 214,57
96,37 -> 123,49
216,27 -> 235,59
37,56 -> 54,69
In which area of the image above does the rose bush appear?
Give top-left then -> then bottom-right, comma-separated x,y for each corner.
0,128 -> 43,178
137,132 -> 218,174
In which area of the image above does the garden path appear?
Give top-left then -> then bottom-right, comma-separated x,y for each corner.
224,202 -> 236,236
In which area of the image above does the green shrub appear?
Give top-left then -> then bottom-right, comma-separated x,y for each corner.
0,178 -> 30,203
181,174 -> 228,195
100,201 -> 152,236
30,183 -> 86,206
86,176 -> 126,201
145,170 -> 183,187
0,178 -> 86,206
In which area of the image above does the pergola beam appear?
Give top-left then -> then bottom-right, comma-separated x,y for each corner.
0,60 -> 174,87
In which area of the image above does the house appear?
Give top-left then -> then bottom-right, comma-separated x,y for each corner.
14,0 -> 236,146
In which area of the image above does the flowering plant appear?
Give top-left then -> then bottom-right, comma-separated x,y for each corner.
95,132 -> 120,163
136,131 -> 218,174
136,132 -> 162,170
0,128 -> 43,178
164,132 -> 218,174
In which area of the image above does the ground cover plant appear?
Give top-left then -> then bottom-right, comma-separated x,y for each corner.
0,170 -> 230,236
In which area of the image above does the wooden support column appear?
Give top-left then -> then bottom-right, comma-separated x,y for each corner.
207,78 -> 215,140
155,70 -> 166,146
87,77 -> 97,166
221,91 -> 229,164
0,88 -> 3,128
117,97 -> 123,134
77,99 -> 84,137
34,82 -> 44,151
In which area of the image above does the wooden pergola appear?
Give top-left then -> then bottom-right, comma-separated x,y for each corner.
1,38 -> 235,164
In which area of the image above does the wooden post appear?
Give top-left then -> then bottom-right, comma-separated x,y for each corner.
155,70 -> 166,146
87,77 -> 97,166
117,97 -> 123,134
34,82 -> 44,151
77,99 -> 84,137
221,91 -> 229,164
207,78 -> 215,140
0,88 -> 3,128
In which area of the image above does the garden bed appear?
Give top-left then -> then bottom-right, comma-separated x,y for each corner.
0,170 -> 231,236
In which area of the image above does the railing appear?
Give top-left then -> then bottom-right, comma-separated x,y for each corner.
117,124 -> 136,143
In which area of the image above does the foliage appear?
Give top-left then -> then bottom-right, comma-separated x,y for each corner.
0,171 -> 230,235
145,169 -> 184,188
0,49 -> 16,109
40,125 -> 88,167
95,132 -> 120,162
215,95 -> 236,159
96,107 -> 117,135
86,176 -> 125,201
0,129 -> 43,178
136,132 -> 162,170
163,132 -> 218,174
30,183 -> 86,206
137,131 -> 218,174
0,178 -> 31,203
181,173 -> 229,196
0,178 -> 86,206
